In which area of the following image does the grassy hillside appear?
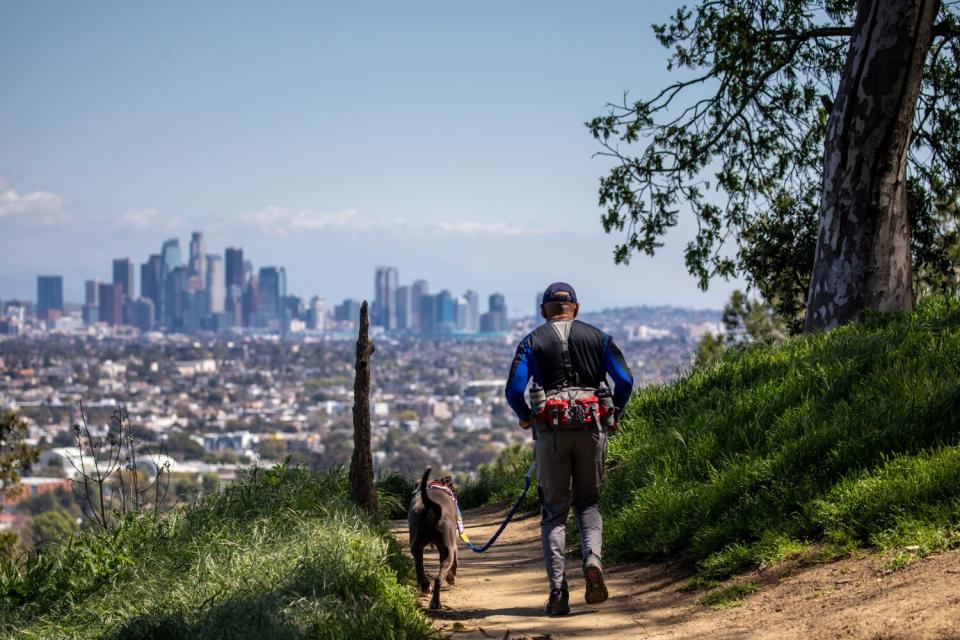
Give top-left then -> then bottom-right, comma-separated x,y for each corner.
603,295 -> 960,578
0,466 -> 430,640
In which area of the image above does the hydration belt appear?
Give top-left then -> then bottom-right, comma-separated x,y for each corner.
533,387 -> 611,430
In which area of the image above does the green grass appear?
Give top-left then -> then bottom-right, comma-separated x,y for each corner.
0,465 -> 431,640
699,581 -> 759,608
603,295 -> 960,578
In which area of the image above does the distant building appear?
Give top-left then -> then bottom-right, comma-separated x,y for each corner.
395,286 -> 412,330
159,239 -> 182,322
374,266 -> 398,330
98,282 -> 124,326
257,267 -> 285,328
83,279 -> 100,325
411,279 -> 428,332
464,290 -> 480,332
36,275 -> 63,321
308,296 -> 326,331
112,258 -> 135,301
188,231 -> 206,288
435,289 -> 456,334
163,267 -> 187,329
141,254 -> 163,321
128,298 -> 155,332
335,298 -> 362,324
206,254 -> 225,314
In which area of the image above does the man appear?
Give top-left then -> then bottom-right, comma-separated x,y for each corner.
505,282 -> 634,616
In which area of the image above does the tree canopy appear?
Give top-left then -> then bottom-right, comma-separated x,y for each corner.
589,0 -> 960,331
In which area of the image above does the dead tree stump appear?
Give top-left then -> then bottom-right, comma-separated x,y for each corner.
349,300 -> 379,516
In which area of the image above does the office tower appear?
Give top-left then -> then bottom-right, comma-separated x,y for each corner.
455,296 -> 469,332
225,248 -> 244,288
418,294 -> 436,335
334,299 -> 361,323
242,278 -> 258,328
395,286 -> 411,331
85,280 -> 99,306
36,276 -> 64,320
257,267 -> 284,328
188,232 -> 206,288
206,255 -> 225,314
163,267 -> 187,329
98,283 -> 123,326
129,298 -> 155,332
435,289 -> 455,334
490,293 -> 507,331
161,239 -> 182,276
464,290 -> 480,332
83,279 -> 100,325
112,258 -> 135,301
140,255 -> 162,320
159,239 -> 182,322
410,279 -> 428,332
308,296 -> 326,331
480,293 -> 508,333
374,266 -> 398,330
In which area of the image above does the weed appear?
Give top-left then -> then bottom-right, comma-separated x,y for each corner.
700,581 -> 760,608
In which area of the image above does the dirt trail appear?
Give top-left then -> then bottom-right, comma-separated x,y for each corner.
394,504 -> 960,639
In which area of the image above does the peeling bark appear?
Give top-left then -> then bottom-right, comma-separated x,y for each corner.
804,0 -> 938,332
349,300 -> 379,516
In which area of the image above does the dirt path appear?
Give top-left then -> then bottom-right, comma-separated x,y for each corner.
394,504 -> 960,639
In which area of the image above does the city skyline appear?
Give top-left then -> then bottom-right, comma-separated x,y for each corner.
9,229 -> 517,336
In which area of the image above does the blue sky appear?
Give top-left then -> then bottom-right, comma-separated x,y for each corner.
0,1 -> 741,315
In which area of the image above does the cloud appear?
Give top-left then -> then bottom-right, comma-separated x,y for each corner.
238,207 -> 408,236
0,181 -> 67,219
239,206 -> 555,239
113,208 -> 186,232
427,220 -> 550,237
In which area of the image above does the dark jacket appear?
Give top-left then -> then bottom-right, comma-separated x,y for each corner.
505,319 -> 634,421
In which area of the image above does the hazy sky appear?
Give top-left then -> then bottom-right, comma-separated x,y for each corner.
0,1 -> 742,315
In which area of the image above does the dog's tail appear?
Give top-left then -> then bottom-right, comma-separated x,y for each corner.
419,466 -> 440,514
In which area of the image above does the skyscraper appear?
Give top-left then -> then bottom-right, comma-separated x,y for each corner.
464,290 -> 480,333
159,239 -> 182,322
206,254 -> 225,314
98,283 -> 123,326
481,293 -> 508,333
308,296 -> 326,331
141,255 -> 162,320
225,247 -> 244,288
411,279 -> 428,333
418,294 -> 437,335
112,258 -> 135,302
83,280 -> 99,324
257,267 -> 283,327
36,276 -> 63,320
188,232 -> 206,288
374,266 -> 398,330
436,289 -> 456,334
163,267 -> 187,329
395,286 -> 411,331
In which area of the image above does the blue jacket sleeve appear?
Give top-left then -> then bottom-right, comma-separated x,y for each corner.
505,340 -> 532,420
603,335 -> 634,411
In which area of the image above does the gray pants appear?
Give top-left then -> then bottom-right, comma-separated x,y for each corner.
535,426 -> 607,591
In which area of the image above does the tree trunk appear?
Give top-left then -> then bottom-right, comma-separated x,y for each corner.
804,0 -> 938,332
349,301 -> 379,516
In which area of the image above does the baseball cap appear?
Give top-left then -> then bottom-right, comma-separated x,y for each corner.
541,282 -> 577,304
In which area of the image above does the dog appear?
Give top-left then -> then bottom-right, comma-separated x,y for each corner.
407,466 -> 459,610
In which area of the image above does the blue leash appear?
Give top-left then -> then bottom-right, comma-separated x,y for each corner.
456,461 -> 537,553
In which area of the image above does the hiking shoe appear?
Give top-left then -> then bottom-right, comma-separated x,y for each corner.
545,583 -> 570,616
583,555 -> 608,604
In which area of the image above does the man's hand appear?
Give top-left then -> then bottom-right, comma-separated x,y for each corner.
519,419 -> 532,430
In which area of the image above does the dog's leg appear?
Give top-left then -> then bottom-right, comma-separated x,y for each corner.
446,551 -> 457,585
430,543 -> 451,610
412,543 -> 431,594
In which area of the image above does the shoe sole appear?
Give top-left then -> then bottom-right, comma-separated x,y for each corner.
584,565 -> 608,604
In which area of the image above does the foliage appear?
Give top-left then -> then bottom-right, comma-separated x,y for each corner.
695,289 -> 788,367
0,411 -> 39,499
587,1 -> 960,320
457,442 -> 536,510
603,295 -> 960,579
0,464 -> 431,640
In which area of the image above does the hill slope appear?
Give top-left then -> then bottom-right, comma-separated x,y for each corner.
604,295 -> 960,577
